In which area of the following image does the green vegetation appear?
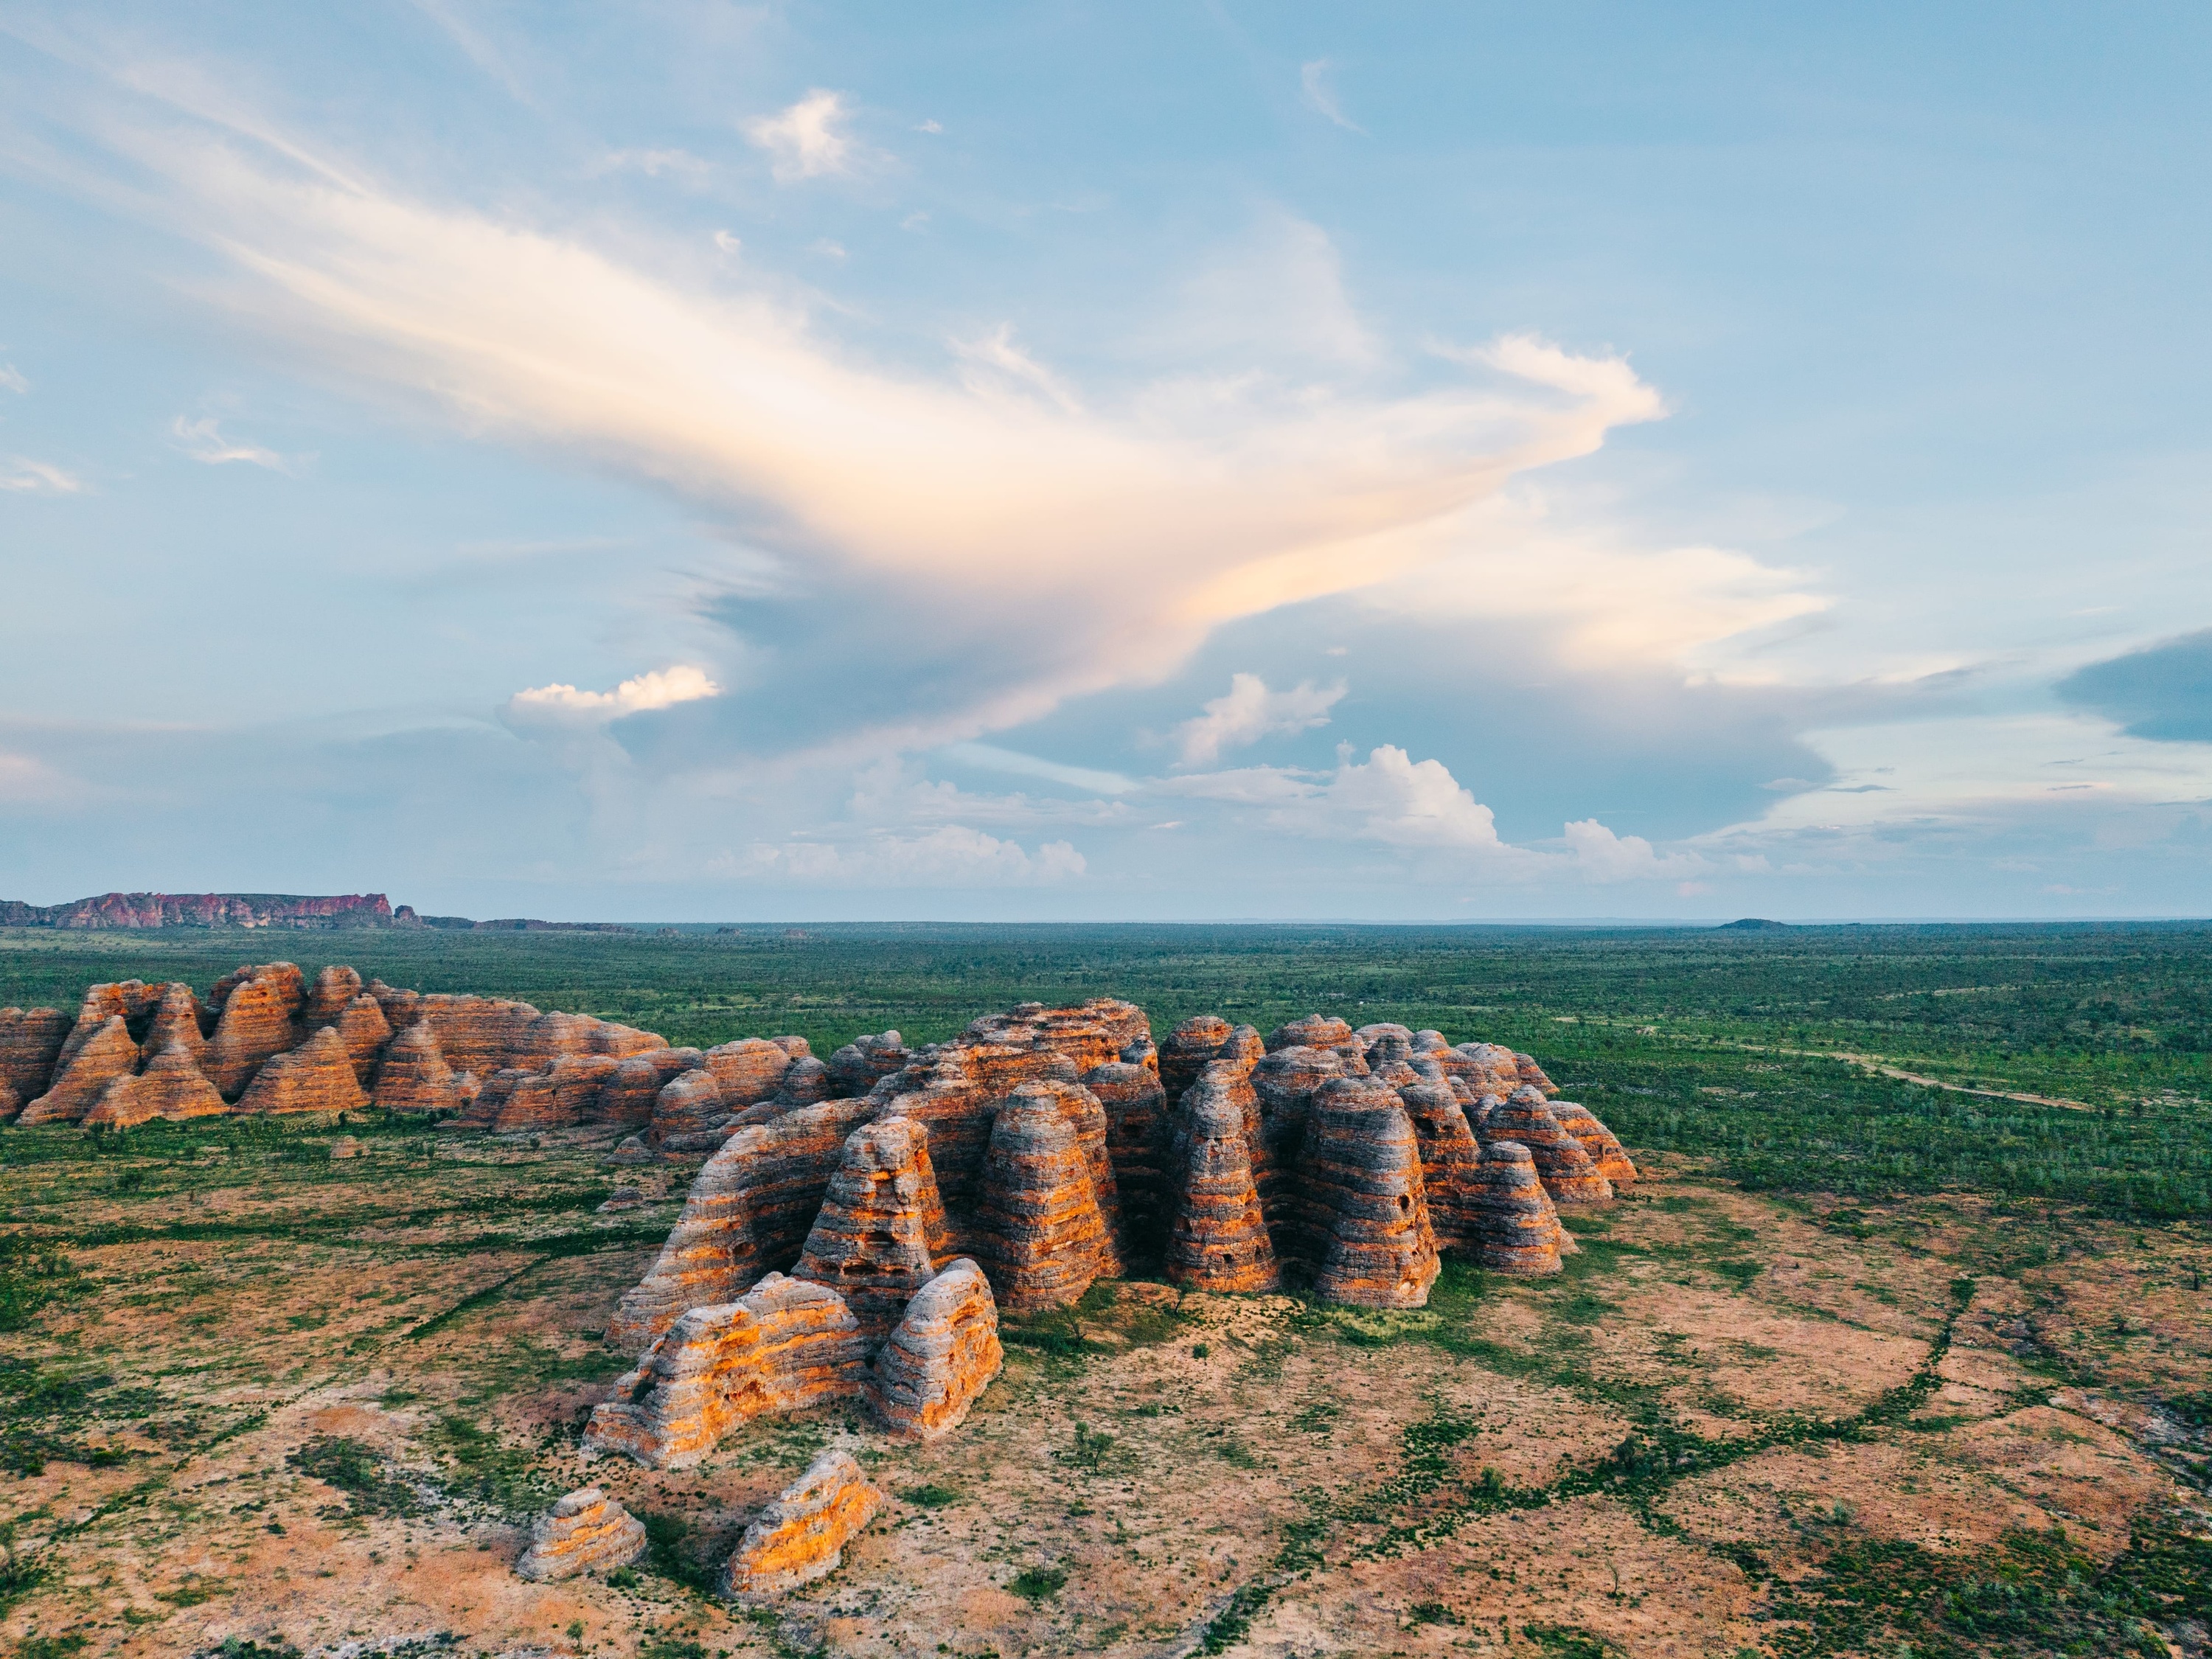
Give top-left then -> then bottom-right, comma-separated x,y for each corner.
1007,1563 -> 1067,1600
285,1436 -> 425,1518
6,919 -> 2207,1219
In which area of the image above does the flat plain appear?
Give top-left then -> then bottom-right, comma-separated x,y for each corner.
1,922 -> 2207,1659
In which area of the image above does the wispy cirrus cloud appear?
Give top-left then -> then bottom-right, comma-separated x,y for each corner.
0,456 -> 82,493
169,414 -> 294,471
1300,59 -> 1365,133
0,364 -> 27,394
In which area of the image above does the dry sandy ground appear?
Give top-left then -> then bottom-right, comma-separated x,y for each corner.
1,1127 -> 2206,1659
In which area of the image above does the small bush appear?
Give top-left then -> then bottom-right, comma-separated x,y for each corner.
1009,1565 -> 1067,1600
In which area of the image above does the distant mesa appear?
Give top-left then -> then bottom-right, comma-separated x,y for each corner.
0,891 -> 635,933
0,891 -> 411,931
1718,917 -> 1792,931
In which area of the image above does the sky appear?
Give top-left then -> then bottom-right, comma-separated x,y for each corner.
2,2 -> 2210,922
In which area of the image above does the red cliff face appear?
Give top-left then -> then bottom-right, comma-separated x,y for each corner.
0,892 -> 403,930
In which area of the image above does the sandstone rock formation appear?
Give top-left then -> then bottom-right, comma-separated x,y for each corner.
608,1099 -> 877,1351
52,981 -> 161,1075
771,1054 -> 832,1108
1164,1065 -> 1279,1293
585,1275 -> 868,1469
0,890 -> 403,931
1481,1088 -> 1613,1204
963,999 -> 1150,1078
235,1026 -> 371,1116
1463,1141 -> 1565,1276
595,1053 -> 678,1128
828,1031 -> 909,1098
515,1487 -> 648,1582
369,1021 -> 470,1114
207,964 -> 307,1097
330,995 -> 392,1082
720,1446 -> 886,1599
1548,1099 -> 1638,1188
459,1067 -> 564,1133
1515,1051 -> 1560,1096
1157,1017 -> 1262,1106
20,1015 -> 139,1124
702,1038 -> 794,1108
1357,1023 -> 1418,1069
0,1007 -> 72,1121
82,1040 -> 228,1129
1399,1080 -> 1486,1252
304,965 -> 364,1028
1082,1061 -> 1170,1261
972,1085 -> 1112,1314
137,982 -> 212,1073
869,1258 -> 1003,1440
650,1069 -> 728,1150
1264,1013 -> 1359,1059
1297,1077 -> 1439,1308
791,1118 -> 948,1341
1249,1045 -> 1344,1222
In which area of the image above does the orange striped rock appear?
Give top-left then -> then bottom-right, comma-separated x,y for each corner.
515,1487 -> 647,1582
1164,1064 -> 1279,1294
83,1040 -> 227,1129
791,1118 -> 950,1340
370,1021 -> 468,1114
1399,1080 -> 1486,1252
721,1447 -> 886,1599
869,1257 -> 1003,1440
19,1015 -> 139,1125
0,1006 -> 71,1121
585,1274 -> 868,1470
206,965 -> 307,1098
972,1085 -> 1110,1314
137,981 -> 212,1073
1298,1077 -> 1439,1309
1482,1088 -> 1613,1205
1464,1141 -> 1565,1276
1549,1099 -> 1638,1188
234,1026 -> 369,1116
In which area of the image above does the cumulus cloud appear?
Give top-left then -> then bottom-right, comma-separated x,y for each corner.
720,825 -> 1086,886
1173,672 -> 1346,766
1,457 -> 83,494
744,89 -> 855,181
1299,60 -> 1365,133
170,415 -> 292,470
506,664 -> 721,726
1562,818 -> 1708,882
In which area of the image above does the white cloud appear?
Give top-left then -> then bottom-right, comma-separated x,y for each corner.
745,89 -> 855,182
1173,672 -> 1346,766
0,364 -> 27,394
722,825 -> 1085,886
1166,212 -> 1379,369
939,742 -> 1135,794
1319,744 -> 1514,851
591,147 -> 711,183
506,664 -> 721,726
949,324 -> 1081,413
1299,60 -> 1365,133
713,230 -> 742,257
1562,818 -> 1709,883
0,457 -> 83,494
170,414 -> 293,470
810,237 -> 847,260
38,86 -> 1758,767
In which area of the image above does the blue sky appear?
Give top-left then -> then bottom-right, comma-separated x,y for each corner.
3,3 -> 2210,921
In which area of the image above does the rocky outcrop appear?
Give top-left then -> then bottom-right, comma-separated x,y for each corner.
790,1119 -> 948,1341
1164,1064 -> 1279,1294
515,1487 -> 648,1582
304,965 -> 364,1027
0,891 -> 401,930
207,964 -> 307,1097
1157,1017 -> 1262,1106
1248,1045 -> 1343,1222
19,1015 -> 140,1125
703,1038 -> 794,1108
1264,1013 -> 1358,1057
585,1275 -> 868,1469
1082,1061 -> 1170,1260
972,1085 -> 1111,1314
0,1007 -> 72,1120
595,1053 -> 680,1128
1436,1043 -> 1523,1103
330,995 -> 392,1082
1481,1088 -> 1613,1204
1464,1141 -> 1565,1276
52,981 -> 161,1074
459,1066 -> 564,1133
137,982 -> 212,1073
961,999 -> 1151,1079
1357,1023 -> 1417,1070
1515,1052 -> 1560,1096
385,993 -> 541,1079
720,1446 -> 886,1599
1297,1077 -> 1439,1308
82,1040 -> 228,1129
650,1070 -> 727,1148
1548,1100 -> 1638,1188
369,1021 -> 469,1114
608,1098 -> 877,1351
869,1258 -> 1002,1440
829,1032 -> 909,1098
772,1055 -> 832,1108
235,1026 -> 371,1116
1399,1080 -> 1486,1252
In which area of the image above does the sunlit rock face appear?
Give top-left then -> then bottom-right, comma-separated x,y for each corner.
720,1447 -> 888,1599
514,1488 -> 648,1583
869,1257 -> 1004,1442
1481,1088 -> 1615,1206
